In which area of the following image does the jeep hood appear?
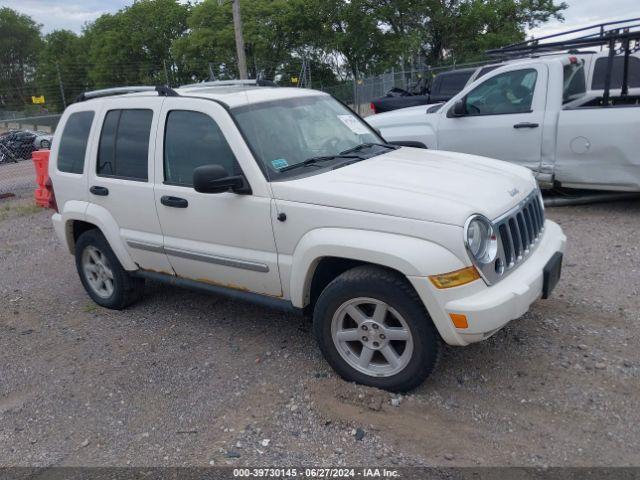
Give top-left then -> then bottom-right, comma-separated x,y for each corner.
270,147 -> 537,226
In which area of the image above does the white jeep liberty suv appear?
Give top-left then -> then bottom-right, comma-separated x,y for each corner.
48,82 -> 566,391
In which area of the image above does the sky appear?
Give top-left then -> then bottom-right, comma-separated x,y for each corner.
2,0 -> 639,36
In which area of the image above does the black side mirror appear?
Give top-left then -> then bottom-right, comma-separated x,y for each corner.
448,99 -> 467,118
193,165 -> 250,194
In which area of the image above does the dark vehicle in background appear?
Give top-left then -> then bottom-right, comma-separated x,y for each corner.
0,129 -> 52,164
370,65 -> 500,114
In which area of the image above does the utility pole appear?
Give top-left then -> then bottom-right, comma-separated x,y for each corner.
56,63 -> 66,109
231,0 -> 248,79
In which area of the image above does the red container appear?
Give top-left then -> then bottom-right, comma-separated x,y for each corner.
32,149 -> 51,207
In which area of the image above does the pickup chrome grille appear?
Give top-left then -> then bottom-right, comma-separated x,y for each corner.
496,190 -> 545,270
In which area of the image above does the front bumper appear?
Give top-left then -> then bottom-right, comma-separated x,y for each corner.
408,220 -> 566,346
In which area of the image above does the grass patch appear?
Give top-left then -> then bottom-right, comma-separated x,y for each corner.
83,303 -> 99,313
0,200 -> 44,222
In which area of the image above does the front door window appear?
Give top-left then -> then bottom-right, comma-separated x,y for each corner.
465,69 -> 538,115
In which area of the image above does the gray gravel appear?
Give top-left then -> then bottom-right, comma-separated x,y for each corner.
0,191 -> 639,467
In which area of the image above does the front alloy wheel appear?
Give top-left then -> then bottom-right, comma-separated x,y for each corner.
313,265 -> 440,392
331,298 -> 413,377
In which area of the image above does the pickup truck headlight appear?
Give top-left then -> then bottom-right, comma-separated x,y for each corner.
464,215 -> 498,265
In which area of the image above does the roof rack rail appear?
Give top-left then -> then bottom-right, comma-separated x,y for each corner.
74,85 -> 179,103
180,78 -> 278,88
486,17 -> 640,105
486,17 -> 640,58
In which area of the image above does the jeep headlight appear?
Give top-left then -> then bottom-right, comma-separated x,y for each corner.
464,215 -> 498,265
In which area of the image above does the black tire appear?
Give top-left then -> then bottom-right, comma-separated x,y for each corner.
313,265 -> 440,392
74,229 -> 144,309
40,140 -> 51,149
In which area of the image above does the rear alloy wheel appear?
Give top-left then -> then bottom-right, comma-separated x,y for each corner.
75,229 -> 144,310
81,245 -> 115,299
314,265 -> 440,392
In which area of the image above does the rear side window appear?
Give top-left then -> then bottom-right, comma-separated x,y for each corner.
476,65 -> 500,79
591,56 -> 640,89
435,71 -> 473,96
164,110 -> 238,186
57,111 -> 94,174
97,109 -> 152,181
563,62 -> 586,103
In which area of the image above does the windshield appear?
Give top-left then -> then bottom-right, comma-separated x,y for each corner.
232,95 -> 382,179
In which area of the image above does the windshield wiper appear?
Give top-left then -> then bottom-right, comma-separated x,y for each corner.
278,154 -> 363,173
338,142 -> 399,155
277,143 -> 398,173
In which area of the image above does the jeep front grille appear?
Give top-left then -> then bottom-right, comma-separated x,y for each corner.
496,190 -> 545,270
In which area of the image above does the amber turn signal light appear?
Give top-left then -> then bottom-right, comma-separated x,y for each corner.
449,313 -> 469,329
429,266 -> 480,289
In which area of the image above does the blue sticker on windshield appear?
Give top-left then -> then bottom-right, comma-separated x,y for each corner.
271,158 -> 289,170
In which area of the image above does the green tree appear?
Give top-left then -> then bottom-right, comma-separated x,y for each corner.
36,30 -> 88,112
0,7 -> 42,109
310,0 -> 393,80
173,0 -> 318,82
84,0 -> 189,87
372,0 -> 567,66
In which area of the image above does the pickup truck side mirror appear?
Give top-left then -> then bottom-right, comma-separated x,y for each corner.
448,99 -> 468,118
193,164 -> 250,194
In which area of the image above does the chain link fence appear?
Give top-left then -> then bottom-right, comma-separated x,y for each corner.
321,69 -> 429,116
0,117 -> 57,198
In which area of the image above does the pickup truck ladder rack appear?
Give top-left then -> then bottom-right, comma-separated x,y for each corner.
486,18 -> 640,105
74,85 -> 179,103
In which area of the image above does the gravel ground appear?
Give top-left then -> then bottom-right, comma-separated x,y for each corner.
0,189 -> 639,468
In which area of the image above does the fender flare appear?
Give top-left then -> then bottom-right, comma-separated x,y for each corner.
289,228 -> 465,308
61,202 -> 137,271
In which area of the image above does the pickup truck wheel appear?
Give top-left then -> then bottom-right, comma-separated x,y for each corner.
313,265 -> 439,392
75,229 -> 144,310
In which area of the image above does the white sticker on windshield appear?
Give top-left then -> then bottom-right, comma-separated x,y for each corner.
337,115 -> 370,135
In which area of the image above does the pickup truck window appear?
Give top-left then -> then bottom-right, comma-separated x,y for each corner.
97,109 -> 152,181
57,111 -> 94,174
591,56 -> 640,90
232,95 -> 379,179
563,63 -> 587,103
163,110 -> 239,186
476,65 -> 500,79
465,69 -> 537,115
434,70 -> 474,96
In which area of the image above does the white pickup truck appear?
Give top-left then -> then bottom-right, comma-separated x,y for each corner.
367,54 -> 640,191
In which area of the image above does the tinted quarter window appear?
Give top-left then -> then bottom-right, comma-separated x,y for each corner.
164,110 -> 238,186
97,109 -> 152,181
563,62 -> 586,103
57,111 -> 94,174
592,56 -> 640,89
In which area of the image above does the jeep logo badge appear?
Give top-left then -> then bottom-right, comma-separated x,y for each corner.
508,188 -> 520,197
